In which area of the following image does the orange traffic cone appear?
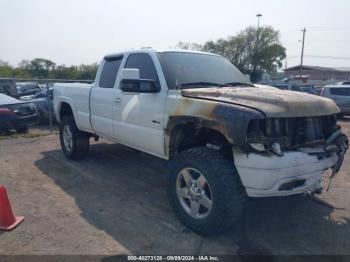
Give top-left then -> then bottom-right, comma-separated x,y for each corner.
0,186 -> 24,230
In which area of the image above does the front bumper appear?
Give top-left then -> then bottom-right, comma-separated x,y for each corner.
233,147 -> 338,197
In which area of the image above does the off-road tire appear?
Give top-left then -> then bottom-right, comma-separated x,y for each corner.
168,147 -> 246,236
59,115 -> 89,160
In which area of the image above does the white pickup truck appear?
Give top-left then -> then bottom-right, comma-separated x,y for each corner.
54,49 -> 348,235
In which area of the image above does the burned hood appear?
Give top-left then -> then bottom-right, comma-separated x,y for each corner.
181,86 -> 339,118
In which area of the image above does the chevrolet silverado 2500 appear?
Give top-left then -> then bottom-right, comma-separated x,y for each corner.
54,49 -> 348,235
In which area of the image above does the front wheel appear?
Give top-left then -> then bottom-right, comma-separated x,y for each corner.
59,116 -> 90,160
167,147 -> 246,236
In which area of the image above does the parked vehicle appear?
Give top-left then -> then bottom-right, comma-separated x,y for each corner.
20,87 -> 53,100
0,78 -> 17,97
298,86 -> 320,95
16,82 -> 42,98
0,94 -> 39,133
271,83 -> 292,90
271,83 -> 320,95
20,88 -> 54,123
54,49 -> 348,235
337,81 -> 350,85
321,85 -> 350,116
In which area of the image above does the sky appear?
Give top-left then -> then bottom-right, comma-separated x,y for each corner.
1,0 -> 350,68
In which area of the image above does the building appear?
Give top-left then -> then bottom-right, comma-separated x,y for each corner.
284,65 -> 350,81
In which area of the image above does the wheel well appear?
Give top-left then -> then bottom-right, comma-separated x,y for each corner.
169,124 -> 232,159
59,102 -> 73,121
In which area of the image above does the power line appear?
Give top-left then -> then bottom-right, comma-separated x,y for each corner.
307,26 -> 350,31
288,55 -> 350,60
281,26 -> 350,34
305,55 -> 350,60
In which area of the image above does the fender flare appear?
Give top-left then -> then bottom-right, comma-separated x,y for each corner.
56,97 -> 80,129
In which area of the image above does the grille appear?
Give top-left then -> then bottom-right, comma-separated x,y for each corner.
247,115 -> 337,148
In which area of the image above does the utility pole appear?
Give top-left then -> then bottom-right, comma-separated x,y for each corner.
253,13 -> 263,82
300,28 -> 306,76
256,14 -> 263,49
257,13 -> 262,28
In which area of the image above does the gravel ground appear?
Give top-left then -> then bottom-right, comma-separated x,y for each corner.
0,119 -> 349,256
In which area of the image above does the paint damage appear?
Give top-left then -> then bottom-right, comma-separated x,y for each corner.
181,86 -> 340,118
165,85 -> 348,191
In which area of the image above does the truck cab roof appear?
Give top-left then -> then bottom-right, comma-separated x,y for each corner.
104,48 -> 219,60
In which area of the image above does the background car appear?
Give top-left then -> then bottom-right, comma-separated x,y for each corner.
16,82 -> 42,98
271,83 -> 320,95
0,78 -> 18,97
298,86 -> 320,95
0,93 -> 39,134
271,83 -> 292,90
321,85 -> 350,117
20,88 -> 55,123
337,81 -> 350,85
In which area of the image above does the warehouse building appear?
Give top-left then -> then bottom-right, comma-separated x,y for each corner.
284,65 -> 350,81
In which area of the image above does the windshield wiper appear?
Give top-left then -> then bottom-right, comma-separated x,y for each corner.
224,82 -> 255,87
181,82 -> 225,88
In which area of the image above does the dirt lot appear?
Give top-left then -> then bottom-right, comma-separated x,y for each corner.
0,120 -> 350,256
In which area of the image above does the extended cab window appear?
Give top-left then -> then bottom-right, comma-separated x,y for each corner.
125,54 -> 158,81
330,88 -> 350,96
99,57 -> 123,88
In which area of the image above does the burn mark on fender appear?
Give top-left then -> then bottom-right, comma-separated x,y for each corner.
165,94 -> 264,147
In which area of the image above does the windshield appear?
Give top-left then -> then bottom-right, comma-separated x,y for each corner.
157,52 -> 251,89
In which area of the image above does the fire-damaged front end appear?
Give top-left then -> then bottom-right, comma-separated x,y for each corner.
180,86 -> 348,197
237,115 -> 348,197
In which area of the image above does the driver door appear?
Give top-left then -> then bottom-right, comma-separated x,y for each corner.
113,53 -> 166,158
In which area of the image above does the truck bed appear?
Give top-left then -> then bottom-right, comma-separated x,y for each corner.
53,83 -> 93,132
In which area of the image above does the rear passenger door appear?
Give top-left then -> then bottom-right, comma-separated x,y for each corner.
90,56 -> 123,139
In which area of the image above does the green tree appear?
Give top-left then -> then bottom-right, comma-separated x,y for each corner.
202,26 -> 286,82
176,41 -> 203,51
0,58 -> 98,80
76,63 -> 99,79
28,58 -> 56,78
0,63 -> 13,77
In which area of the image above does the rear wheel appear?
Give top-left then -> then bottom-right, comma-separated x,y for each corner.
168,147 -> 246,236
59,116 -> 89,159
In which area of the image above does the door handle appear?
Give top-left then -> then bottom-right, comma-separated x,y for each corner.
114,97 -> 121,104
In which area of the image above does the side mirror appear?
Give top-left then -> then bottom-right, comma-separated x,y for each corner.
120,68 -> 140,80
120,68 -> 160,93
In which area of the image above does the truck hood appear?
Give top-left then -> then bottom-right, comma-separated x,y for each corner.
181,86 -> 340,118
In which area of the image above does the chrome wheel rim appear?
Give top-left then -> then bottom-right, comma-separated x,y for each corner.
176,168 -> 213,219
63,125 -> 73,152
